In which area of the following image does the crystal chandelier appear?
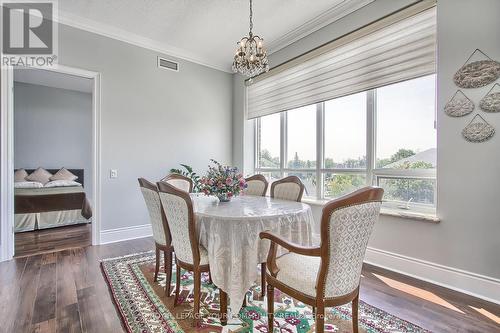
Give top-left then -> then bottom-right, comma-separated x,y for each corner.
232,0 -> 269,77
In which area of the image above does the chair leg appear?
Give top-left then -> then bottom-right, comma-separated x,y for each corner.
316,303 -> 325,333
267,284 -> 274,333
193,270 -> 201,327
220,289 -> 228,326
208,271 -> 213,284
154,245 -> 160,282
174,263 -> 181,307
164,250 -> 172,296
261,263 -> 266,298
352,292 -> 359,333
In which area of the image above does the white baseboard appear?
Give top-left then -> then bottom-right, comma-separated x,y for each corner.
365,247 -> 500,305
100,224 -> 152,244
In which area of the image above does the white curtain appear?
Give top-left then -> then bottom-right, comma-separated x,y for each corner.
247,6 -> 436,119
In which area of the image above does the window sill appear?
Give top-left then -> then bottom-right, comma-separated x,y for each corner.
301,198 -> 440,223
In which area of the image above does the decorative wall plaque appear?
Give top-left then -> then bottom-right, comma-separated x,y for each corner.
462,114 -> 495,142
444,90 -> 474,117
479,83 -> 500,113
453,49 -> 500,89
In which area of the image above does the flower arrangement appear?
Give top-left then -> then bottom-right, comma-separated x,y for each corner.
200,159 -> 247,202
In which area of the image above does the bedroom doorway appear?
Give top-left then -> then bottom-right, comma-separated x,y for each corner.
0,65 -> 101,260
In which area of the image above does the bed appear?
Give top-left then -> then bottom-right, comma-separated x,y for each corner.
14,169 -> 92,232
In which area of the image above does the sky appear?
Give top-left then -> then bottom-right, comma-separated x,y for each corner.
259,75 -> 437,164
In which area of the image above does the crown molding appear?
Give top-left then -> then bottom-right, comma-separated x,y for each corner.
55,1 -> 373,74
267,0 -> 374,54
56,10 -> 232,73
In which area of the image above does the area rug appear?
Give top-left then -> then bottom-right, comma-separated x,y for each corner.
101,251 -> 431,333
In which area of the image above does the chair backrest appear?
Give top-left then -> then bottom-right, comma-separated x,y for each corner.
157,181 -> 201,265
161,173 -> 193,193
244,174 -> 268,196
270,176 -> 304,202
317,187 -> 383,298
138,178 -> 171,246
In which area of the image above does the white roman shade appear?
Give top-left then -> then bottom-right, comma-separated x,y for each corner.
247,5 -> 436,119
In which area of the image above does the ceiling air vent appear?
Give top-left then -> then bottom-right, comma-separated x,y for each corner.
157,57 -> 179,72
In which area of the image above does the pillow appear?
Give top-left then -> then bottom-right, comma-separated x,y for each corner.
25,167 -> 53,185
50,168 -> 78,181
14,169 -> 28,182
14,181 -> 43,189
44,180 -> 82,188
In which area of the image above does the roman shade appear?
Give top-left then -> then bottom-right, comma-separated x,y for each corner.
246,5 -> 436,119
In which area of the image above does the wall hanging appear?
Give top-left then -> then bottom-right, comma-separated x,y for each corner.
462,114 -> 495,142
444,90 -> 474,117
453,49 -> 500,88
479,83 -> 500,113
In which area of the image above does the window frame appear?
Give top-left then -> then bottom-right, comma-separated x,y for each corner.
254,76 -> 437,214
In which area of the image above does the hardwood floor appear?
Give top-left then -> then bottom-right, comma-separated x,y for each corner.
1,237 -> 498,333
15,223 -> 91,257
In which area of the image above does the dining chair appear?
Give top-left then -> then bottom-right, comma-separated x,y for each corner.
138,178 -> 174,296
259,175 -> 305,296
161,173 -> 193,193
244,174 -> 268,196
157,181 -> 227,327
270,175 -> 305,202
260,187 -> 384,333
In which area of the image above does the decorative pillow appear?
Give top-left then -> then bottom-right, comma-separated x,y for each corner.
25,167 -> 53,185
50,168 -> 78,181
14,181 -> 43,189
14,169 -> 28,182
44,180 -> 82,188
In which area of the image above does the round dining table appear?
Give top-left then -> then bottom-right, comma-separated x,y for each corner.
191,194 -> 314,317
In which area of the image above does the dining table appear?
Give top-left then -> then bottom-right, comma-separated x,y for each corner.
191,193 -> 314,321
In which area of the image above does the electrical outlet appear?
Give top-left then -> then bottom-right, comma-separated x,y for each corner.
110,169 -> 118,178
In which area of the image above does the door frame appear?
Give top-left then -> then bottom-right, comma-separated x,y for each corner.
0,64 -> 102,261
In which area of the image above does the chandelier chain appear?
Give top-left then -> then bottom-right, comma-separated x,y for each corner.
249,0 -> 253,34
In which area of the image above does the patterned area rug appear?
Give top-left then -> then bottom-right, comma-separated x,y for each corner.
101,251 -> 431,333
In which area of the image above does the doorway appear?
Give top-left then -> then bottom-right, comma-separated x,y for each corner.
0,65 -> 101,260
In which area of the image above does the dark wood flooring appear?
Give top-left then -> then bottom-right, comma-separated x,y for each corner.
1,236 -> 498,333
15,223 -> 91,257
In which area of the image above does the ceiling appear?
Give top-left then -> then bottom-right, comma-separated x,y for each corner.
14,68 -> 93,93
57,0 -> 373,72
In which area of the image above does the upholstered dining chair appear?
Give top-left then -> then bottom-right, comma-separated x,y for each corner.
157,181 -> 227,327
260,187 -> 384,333
270,175 -> 305,202
161,173 -> 193,193
259,175 -> 305,296
244,174 -> 268,196
138,178 -> 174,296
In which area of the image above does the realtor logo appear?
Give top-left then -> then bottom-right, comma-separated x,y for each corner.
1,0 -> 58,67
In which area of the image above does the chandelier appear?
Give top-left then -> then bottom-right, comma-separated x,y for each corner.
232,0 -> 269,77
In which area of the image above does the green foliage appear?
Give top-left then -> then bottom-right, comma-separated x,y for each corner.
169,164 -> 202,192
325,174 -> 365,198
259,149 -> 280,168
377,148 -> 416,168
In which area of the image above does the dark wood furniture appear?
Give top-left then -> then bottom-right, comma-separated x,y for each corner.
161,173 -> 193,193
270,175 -> 305,202
138,178 -> 174,296
156,181 -> 228,327
261,186 -> 384,333
244,174 -> 268,196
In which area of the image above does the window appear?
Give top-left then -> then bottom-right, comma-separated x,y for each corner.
255,75 -> 437,215
257,113 -> 280,168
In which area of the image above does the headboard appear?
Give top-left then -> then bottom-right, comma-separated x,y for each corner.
23,169 -> 85,187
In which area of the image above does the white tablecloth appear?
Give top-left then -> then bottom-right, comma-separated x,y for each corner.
192,194 -> 314,312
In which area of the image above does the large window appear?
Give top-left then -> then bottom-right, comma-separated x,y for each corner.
256,75 -> 437,214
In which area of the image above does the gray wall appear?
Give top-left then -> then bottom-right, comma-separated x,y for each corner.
57,23 -> 233,232
14,82 -> 93,199
233,0 -> 500,279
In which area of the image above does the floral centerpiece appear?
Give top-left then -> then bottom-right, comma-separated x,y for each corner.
200,159 -> 247,202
